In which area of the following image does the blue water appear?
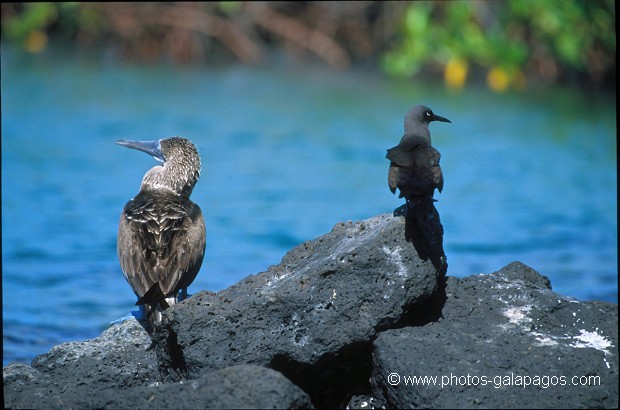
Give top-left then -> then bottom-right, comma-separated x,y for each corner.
2,45 -> 617,366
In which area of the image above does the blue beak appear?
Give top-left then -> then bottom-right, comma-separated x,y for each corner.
117,139 -> 165,163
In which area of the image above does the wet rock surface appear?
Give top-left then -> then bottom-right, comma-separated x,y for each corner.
4,215 -> 618,409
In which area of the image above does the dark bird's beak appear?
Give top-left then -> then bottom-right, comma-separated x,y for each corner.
117,139 -> 165,163
431,113 -> 451,124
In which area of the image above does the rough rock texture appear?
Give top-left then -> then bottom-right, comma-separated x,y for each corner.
5,360 -> 311,409
4,213 -> 440,409
3,214 -> 618,409
3,318 -> 158,409
3,321 -> 312,409
152,213 -> 441,407
91,365 -> 313,409
370,262 -> 619,409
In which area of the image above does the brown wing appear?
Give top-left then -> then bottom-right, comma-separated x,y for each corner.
117,190 -> 206,299
167,203 -> 206,293
387,145 -> 443,198
388,163 -> 400,194
386,145 -> 414,167
414,145 -> 443,194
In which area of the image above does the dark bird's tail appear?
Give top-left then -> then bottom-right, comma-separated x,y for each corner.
399,197 -> 448,278
136,283 -> 172,327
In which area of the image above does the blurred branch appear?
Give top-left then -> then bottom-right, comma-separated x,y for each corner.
247,2 -> 350,69
103,3 -> 262,64
1,1 -> 615,89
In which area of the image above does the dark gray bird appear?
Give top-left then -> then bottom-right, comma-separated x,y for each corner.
387,105 -> 450,277
387,105 -> 451,204
117,137 -> 206,325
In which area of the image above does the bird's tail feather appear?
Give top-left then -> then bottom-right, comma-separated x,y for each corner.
402,197 -> 448,277
136,283 -> 176,325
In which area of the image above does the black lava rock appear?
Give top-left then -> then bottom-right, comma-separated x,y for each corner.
4,215 -> 618,409
4,318 -> 158,409
370,262 -> 619,409
93,364 -> 313,409
151,213 -> 441,407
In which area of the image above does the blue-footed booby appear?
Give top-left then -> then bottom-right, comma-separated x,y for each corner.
387,105 -> 451,205
117,137 -> 206,325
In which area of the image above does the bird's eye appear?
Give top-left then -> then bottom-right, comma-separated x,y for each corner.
425,110 -> 432,118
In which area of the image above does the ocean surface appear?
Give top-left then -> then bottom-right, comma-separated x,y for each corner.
2,45 -> 617,366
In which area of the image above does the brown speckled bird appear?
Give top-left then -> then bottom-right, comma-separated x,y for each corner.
117,137 -> 206,325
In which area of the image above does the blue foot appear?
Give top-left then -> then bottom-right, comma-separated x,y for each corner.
177,288 -> 192,302
132,305 -> 147,320
109,305 -> 147,324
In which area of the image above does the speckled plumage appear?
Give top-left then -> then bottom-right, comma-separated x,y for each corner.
117,137 -> 206,325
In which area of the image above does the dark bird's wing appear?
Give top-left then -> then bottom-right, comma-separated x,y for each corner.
117,190 -> 206,301
386,145 -> 415,167
414,145 -> 443,194
387,145 -> 415,195
387,145 -> 443,198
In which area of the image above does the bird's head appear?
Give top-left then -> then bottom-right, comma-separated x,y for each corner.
403,105 -> 451,145
406,105 -> 451,127
117,137 -> 201,197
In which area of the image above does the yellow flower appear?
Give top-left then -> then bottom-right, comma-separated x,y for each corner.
487,66 -> 511,92
25,31 -> 48,53
444,59 -> 468,90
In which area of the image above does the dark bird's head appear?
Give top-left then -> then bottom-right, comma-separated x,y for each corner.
403,105 -> 451,145
117,137 -> 201,198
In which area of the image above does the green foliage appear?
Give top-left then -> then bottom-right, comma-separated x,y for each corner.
1,1 -> 613,88
1,2 -> 101,45
2,3 -> 59,42
382,0 -> 615,85
218,1 -> 243,15
509,0 -> 615,68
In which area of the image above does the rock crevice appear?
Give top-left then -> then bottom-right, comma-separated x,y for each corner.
4,214 -> 618,409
